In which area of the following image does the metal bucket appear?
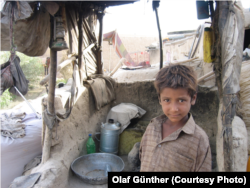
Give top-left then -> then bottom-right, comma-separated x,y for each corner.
96,119 -> 121,154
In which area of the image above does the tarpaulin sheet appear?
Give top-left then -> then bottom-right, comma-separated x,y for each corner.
103,30 -> 135,67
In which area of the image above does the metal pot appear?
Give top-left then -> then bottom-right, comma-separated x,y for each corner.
97,119 -> 121,154
71,153 -> 124,184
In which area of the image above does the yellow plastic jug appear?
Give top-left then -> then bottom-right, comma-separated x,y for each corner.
247,156 -> 250,172
203,27 -> 215,63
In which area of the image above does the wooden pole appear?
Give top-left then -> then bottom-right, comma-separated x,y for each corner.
42,15 -> 58,164
167,57 -> 198,66
215,1 -> 244,171
78,9 -> 84,83
209,1 -> 215,22
78,10 -> 83,70
108,58 -> 126,77
97,10 -> 104,75
42,49 -> 57,164
154,6 -> 163,69
88,10 -> 95,34
218,1 -> 232,172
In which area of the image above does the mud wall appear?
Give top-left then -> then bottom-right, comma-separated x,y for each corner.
30,79 -> 218,188
113,80 -> 219,170
31,86 -> 112,188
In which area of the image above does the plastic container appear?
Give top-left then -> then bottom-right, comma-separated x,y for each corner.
247,156 -> 250,172
86,134 -> 96,154
203,27 -> 215,63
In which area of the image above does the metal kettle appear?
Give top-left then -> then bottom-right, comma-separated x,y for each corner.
99,119 -> 121,154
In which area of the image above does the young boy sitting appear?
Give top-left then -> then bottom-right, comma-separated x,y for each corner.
139,64 -> 211,171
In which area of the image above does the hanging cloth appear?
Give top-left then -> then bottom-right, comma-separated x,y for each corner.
8,55 -> 29,96
0,61 -> 13,95
1,1 -> 33,24
8,3 -> 29,96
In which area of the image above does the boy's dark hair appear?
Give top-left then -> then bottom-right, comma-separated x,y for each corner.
154,64 -> 198,98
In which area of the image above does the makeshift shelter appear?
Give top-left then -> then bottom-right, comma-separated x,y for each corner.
1,0 -> 250,187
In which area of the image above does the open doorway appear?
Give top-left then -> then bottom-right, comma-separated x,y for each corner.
244,29 -> 250,50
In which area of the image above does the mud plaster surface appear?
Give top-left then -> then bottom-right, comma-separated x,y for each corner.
29,86 -> 112,188
24,65 -> 218,187
114,80 -> 219,170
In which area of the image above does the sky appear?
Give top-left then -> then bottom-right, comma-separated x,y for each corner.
101,0 -> 250,37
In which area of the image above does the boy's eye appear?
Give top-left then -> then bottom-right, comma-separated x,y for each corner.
179,99 -> 185,102
164,99 -> 170,102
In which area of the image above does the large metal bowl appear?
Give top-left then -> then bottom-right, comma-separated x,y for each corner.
71,153 -> 124,185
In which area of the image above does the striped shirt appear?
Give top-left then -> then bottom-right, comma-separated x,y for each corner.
139,113 -> 211,171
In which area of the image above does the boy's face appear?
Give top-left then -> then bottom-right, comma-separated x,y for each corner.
159,87 -> 197,124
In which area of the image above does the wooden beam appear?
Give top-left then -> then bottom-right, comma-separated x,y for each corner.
166,57 -> 199,66
215,0 -> 244,171
97,11 -> 104,75
83,43 -> 96,56
209,0 -> 215,22
154,4 -> 163,69
42,14 -> 58,164
78,10 -> 83,84
219,1 -> 232,172
42,49 -> 57,164
108,58 -> 126,77
197,70 -> 214,83
87,10 -> 95,38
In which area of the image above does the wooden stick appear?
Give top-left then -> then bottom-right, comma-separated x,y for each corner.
219,1 -> 236,172
87,11 -> 95,37
97,11 -> 104,74
197,71 -> 214,83
209,1 -> 215,22
154,6 -> 163,69
42,49 -> 57,164
83,43 -> 95,55
169,57 -> 199,65
78,11 -> 83,70
108,58 -> 126,77
41,99 -> 46,148
204,74 -> 215,82
163,57 -> 199,67
42,14 -> 57,164
78,10 -> 84,84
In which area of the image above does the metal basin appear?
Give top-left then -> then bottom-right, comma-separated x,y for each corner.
71,153 -> 124,185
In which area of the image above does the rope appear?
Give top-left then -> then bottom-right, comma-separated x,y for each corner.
43,108 -> 59,140
9,3 -> 16,63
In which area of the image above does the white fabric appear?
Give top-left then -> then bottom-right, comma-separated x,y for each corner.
243,48 -> 250,56
1,111 -> 26,139
106,103 -> 146,134
1,113 -> 42,188
232,116 -> 248,171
